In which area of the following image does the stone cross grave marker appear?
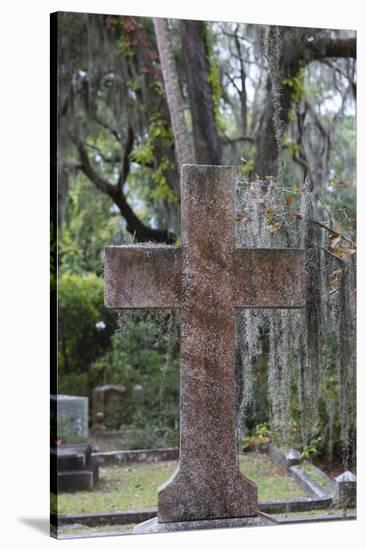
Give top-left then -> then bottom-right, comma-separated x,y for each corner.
104,165 -> 305,528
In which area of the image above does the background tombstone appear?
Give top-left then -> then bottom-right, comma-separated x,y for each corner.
92,384 -> 126,430
286,448 -> 302,467
91,411 -> 106,438
132,384 -> 144,401
51,443 -> 99,493
335,471 -> 356,508
50,395 -> 98,494
51,394 -> 89,442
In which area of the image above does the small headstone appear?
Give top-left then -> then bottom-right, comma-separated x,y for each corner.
91,411 -> 106,437
286,448 -> 302,466
92,384 -> 126,428
132,384 -> 144,401
51,394 -> 89,441
51,444 -> 99,494
51,443 -> 99,493
335,470 -> 356,508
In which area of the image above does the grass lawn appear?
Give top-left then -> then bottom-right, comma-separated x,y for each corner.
274,508 -> 356,520
52,452 -> 307,515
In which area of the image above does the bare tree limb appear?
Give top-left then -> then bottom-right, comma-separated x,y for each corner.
78,144 -> 117,199
308,37 -> 356,62
94,116 -> 121,142
312,220 -> 355,247
320,245 -> 350,264
223,135 -> 255,145
78,144 -> 176,243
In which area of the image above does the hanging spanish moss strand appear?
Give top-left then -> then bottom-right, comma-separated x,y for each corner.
348,259 -> 357,469
267,313 -> 276,433
288,309 -> 308,447
235,309 -> 264,443
296,329 -> 309,447
268,310 -> 291,443
319,228 -> 331,329
300,191 -> 321,430
235,175 -> 303,448
235,177 -> 272,248
326,397 -> 336,464
116,310 -> 135,339
337,263 -> 356,471
158,310 -> 180,429
234,176 -> 270,446
268,312 -> 281,436
117,309 -> 176,350
235,313 -> 251,446
337,266 -> 349,468
280,310 -> 291,446
235,173 -> 356,460
116,308 -> 179,430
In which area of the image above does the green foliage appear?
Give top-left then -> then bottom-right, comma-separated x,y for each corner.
60,173 -> 123,275
207,58 -> 223,130
58,273 -> 179,433
129,142 -> 154,166
129,113 -> 177,205
58,272 -> 114,384
301,437 -> 322,460
89,321 -> 179,430
127,79 -> 141,91
254,422 -> 271,438
54,416 -> 88,444
283,67 -> 305,134
150,159 -> 176,204
243,423 -> 271,450
283,138 -> 302,156
283,67 -> 305,105
130,112 -> 174,158
244,159 -> 255,175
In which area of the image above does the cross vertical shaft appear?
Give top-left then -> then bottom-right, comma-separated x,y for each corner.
158,166 -> 257,521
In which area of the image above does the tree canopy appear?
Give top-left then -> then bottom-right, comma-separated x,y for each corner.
57,14 -> 356,246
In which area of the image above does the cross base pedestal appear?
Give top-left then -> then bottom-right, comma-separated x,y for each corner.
132,512 -> 277,534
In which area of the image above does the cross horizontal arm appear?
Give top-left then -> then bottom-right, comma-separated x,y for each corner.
233,248 -> 306,308
104,245 -> 182,309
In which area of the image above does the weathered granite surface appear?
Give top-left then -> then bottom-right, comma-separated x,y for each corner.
133,512 -> 277,534
104,165 -> 306,524
336,471 -> 357,507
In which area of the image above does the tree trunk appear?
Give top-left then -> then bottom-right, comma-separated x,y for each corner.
253,73 -> 297,177
181,20 -> 221,165
57,166 -> 69,233
253,30 -> 356,178
153,18 -> 193,168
